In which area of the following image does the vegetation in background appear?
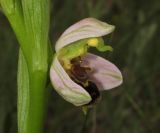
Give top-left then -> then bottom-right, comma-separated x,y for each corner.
0,0 -> 160,133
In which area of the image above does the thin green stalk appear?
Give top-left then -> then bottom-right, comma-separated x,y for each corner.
81,109 -> 91,133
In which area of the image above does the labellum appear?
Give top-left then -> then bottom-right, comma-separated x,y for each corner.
69,57 -> 100,105
50,18 -> 123,107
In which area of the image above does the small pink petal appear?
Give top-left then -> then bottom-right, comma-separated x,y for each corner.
50,55 -> 91,106
82,53 -> 123,91
55,18 -> 115,52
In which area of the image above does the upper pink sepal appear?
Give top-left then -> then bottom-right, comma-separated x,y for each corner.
55,18 -> 115,52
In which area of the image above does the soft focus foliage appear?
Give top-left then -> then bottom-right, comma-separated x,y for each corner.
0,0 -> 160,133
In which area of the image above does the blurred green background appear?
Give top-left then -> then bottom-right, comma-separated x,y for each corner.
0,0 -> 160,133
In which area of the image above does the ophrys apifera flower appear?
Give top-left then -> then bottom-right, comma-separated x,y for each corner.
50,18 -> 123,107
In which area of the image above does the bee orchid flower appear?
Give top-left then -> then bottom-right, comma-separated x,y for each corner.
50,18 -> 123,107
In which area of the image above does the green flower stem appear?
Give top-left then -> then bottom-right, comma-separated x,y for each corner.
0,0 -> 51,133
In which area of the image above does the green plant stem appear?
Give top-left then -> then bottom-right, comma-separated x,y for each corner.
0,0 -> 51,133
18,50 -> 48,133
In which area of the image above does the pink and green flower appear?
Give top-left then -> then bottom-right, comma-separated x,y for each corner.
50,18 -> 123,107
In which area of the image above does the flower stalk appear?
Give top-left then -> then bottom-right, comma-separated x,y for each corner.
0,0 -> 51,133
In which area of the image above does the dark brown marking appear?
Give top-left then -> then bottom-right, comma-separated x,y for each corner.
69,57 -> 100,105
